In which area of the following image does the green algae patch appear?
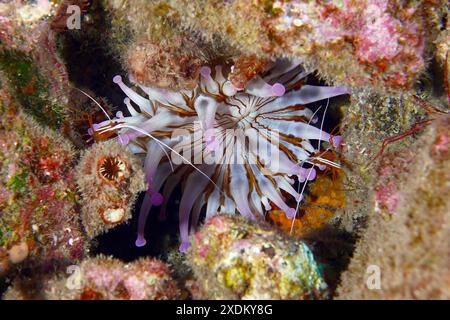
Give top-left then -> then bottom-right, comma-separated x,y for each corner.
7,171 -> 29,195
0,50 -> 66,129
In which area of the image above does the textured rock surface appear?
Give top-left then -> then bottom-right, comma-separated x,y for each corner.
187,215 -> 328,300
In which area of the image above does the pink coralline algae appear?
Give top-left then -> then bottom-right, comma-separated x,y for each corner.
167,0 -> 432,91
271,0 -> 426,88
93,60 -> 350,251
319,0 -> 423,65
70,257 -> 180,300
375,182 -> 400,214
3,256 -> 181,300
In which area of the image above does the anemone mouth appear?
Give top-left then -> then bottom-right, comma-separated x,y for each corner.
97,156 -> 128,183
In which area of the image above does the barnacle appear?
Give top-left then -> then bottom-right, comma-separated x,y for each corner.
94,59 -> 350,251
97,156 -> 128,183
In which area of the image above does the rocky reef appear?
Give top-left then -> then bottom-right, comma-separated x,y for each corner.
0,82 -> 86,277
3,255 -> 180,300
187,214 -> 328,299
0,0 -> 448,300
336,115 -> 449,299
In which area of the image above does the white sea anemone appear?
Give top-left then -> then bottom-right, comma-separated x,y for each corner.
93,60 -> 350,251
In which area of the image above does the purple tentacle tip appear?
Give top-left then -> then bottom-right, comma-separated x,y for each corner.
179,241 -> 191,253
332,135 -> 342,148
118,133 -> 129,145
113,75 -> 122,84
150,192 -> 164,206
271,83 -> 286,96
135,236 -> 147,247
285,208 -> 297,219
87,128 -> 93,136
298,167 -> 317,182
307,168 -> 317,181
200,66 -> 211,77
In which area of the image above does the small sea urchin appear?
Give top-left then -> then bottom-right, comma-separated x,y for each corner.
93,60 -> 350,251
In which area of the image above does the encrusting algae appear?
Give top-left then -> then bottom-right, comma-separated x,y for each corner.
187,215 -> 328,300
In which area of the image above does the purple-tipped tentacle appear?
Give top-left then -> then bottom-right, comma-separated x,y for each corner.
298,167 -> 317,183
200,66 -> 219,94
134,141 -> 167,247
178,166 -> 215,252
230,163 -> 255,220
123,97 -> 140,116
251,164 -> 296,219
135,191 -> 151,247
113,75 -> 151,112
119,112 -> 176,141
138,84 -> 186,110
259,85 -> 349,114
245,76 -> 286,97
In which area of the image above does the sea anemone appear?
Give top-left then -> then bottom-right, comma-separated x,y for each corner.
93,59 -> 350,251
